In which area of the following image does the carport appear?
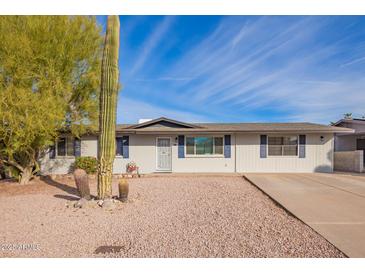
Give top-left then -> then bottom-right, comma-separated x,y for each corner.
245,173 -> 365,257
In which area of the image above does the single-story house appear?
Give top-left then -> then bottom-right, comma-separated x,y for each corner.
40,117 -> 353,175
333,118 -> 365,172
334,118 -> 365,155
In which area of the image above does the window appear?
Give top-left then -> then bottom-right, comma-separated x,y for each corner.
116,136 -> 129,157
186,136 -> 224,155
268,136 -> 298,156
116,137 -> 123,156
57,137 -> 75,156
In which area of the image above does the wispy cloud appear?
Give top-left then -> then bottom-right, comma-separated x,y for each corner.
117,97 -> 209,124
114,16 -> 365,124
341,56 -> 365,67
134,77 -> 193,82
129,16 -> 175,76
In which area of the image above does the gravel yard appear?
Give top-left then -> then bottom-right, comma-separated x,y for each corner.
0,175 -> 345,258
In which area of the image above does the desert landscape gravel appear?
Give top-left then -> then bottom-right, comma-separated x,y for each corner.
0,175 -> 345,258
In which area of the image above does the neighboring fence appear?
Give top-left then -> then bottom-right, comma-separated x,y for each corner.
334,150 -> 364,173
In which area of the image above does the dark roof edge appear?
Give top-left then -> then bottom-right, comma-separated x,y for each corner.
333,118 -> 365,126
125,117 -> 203,129
115,128 -> 354,134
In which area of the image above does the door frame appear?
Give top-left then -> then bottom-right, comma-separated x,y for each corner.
155,137 -> 172,172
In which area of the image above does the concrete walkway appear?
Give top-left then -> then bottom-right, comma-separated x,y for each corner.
244,173 -> 365,258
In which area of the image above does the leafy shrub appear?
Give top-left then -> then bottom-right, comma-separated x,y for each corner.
74,157 -> 98,174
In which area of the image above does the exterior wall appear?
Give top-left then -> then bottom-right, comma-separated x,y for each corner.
81,136 -> 98,157
114,134 -> 236,173
334,150 -> 364,173
236,133 -> 334,173
40,156 -> 75,175
41,132 -> 334,174
113,134 -> 155,174
335,135 -> 357,151
334,120 -> 365,152
40,136 -> 99,175
41,134 -> 235,174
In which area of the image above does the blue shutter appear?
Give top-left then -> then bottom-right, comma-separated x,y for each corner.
299,135 -> 306,158
122,136 -> 129,158
178,135 -> 185,158
224,135 -> 231,158
49,145 -> 56,159
260,135 -> 267,158
116,137 -> 123,156
74,138 -> 81,157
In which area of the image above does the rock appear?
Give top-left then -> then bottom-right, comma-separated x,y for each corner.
97,200 -> 104,207
102,199 -> 116,210
74,197 -> 88,208
84,199 -> 98,208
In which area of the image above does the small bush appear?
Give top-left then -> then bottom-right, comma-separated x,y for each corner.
74,157 -> 98,174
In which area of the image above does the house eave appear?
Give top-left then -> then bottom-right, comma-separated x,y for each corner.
125,117 -> 203,129
115,129 -> 354,134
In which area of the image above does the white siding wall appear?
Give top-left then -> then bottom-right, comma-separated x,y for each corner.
113,134 -> 155,174
40,136 -> 98,175
236,133 -> 334,173
81,136 -> 98,157
113,134 -> 235,173
41,132 -> 334,174
40,157 -> 75,175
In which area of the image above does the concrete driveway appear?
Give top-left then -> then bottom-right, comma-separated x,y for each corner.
244,172 -> 365,258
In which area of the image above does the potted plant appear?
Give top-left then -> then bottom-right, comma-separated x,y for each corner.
126,161 -> 139,177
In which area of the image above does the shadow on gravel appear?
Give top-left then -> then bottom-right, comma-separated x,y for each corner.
40,176 -> 78,196
54,194 -> 79,201
94,246 -> 124,254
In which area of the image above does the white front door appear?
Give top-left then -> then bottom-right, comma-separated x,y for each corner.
156,138 -> 172,171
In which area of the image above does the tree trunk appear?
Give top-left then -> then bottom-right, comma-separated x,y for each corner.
19,166 -> 33,185
0,164 -> 6,179
97,15 -> 120,200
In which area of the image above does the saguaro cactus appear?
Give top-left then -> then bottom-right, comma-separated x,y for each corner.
97,16 -> 120,200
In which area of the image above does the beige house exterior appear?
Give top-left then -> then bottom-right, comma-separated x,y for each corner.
333,118 -> 365,172
334,118 -> 365,152
40,117 -> 352,175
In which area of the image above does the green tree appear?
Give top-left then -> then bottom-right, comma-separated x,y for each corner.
344,113 -> 353,119
0,16 -> 103,184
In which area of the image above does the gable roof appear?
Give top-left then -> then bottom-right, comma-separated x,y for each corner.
333,118 -> 365,126
115,118 -> 353,134
125,117 -> 202,129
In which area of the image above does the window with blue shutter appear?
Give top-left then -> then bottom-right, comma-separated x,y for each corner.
260,135 -> 267,158
178,135 -> 185,158
122,136 -> 129,158
224,135 -> 231,158
74,138 -> 81,157
116,137 -> 123,156
299,135 -> 306,158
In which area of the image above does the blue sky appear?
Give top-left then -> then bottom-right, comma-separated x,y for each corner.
96,16 -> 365,124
